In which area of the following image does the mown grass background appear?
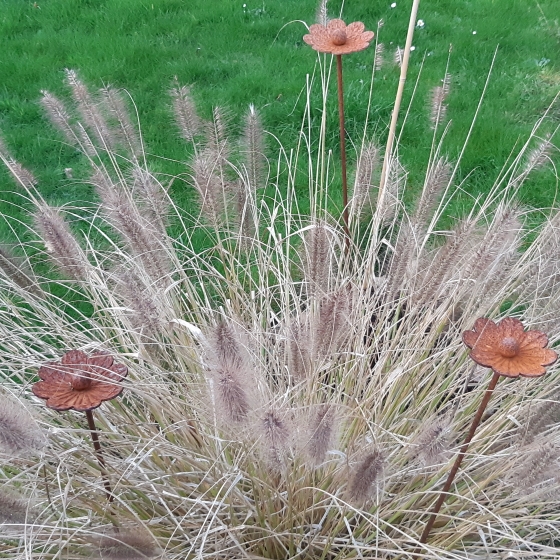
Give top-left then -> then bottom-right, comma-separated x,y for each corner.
0,0 -> 559,242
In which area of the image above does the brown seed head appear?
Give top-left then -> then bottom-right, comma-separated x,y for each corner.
462,317 -> 557,378
303,19 -> 374,55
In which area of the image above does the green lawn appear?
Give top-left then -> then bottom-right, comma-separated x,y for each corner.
0,0 -> 559,240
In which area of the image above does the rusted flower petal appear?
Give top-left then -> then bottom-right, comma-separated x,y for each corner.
303,19 -> 374,56
462,317 -> 557,378
32,350 -> 127,411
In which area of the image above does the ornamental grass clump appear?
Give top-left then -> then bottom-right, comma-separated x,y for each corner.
0,4 -> 560,559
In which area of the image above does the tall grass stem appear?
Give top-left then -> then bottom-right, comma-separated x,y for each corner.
377,0 -> 421,208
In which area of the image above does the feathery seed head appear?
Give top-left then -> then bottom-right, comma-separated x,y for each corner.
409,417 -> 453,468
94,527 -> 160,559
430,73 -> 452,129
304,403 -> 338,466
347,449 -> 385,505
116,269 -> 166,336
524,135 -> 553,174
394,46 -> 404,67
34,203 -> 90,281
206,321 -> 257,425
40,90 -> 81,148
0,395 -> 46,456
170,80 -> 202,143
302,222 -> 335,296
241,104 -> 266,193
374,42 -> 385,70
0,487 -> 36,528
101,85 -> 142,157
259,409 -> 291,470
0,245 -> 42,296
65,69 -> 115,151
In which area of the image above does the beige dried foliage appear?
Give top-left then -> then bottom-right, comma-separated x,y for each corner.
234,177 -> 256,241
519,392 -> 560,444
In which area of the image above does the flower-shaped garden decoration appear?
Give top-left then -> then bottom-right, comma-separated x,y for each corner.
33,350 -> 127,411
462,317 -> 557,378
303,19 -> 374,55
419,317 -> 557,547
303,19 -> 374,244
32,349 -> 127,502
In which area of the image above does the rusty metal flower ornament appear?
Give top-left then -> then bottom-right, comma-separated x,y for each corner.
32,350 -> 127,411
462,317 -> 557,378
303,19 -> 374,56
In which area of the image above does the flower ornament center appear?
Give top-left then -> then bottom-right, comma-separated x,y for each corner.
331,29 -> 347,46
498,337 -> 520,358
71,370 -> 92,391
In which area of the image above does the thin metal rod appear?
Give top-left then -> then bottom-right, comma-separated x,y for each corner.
336,54 -> 350,247
417,371 -> 500,547
85,409 -> 114,502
